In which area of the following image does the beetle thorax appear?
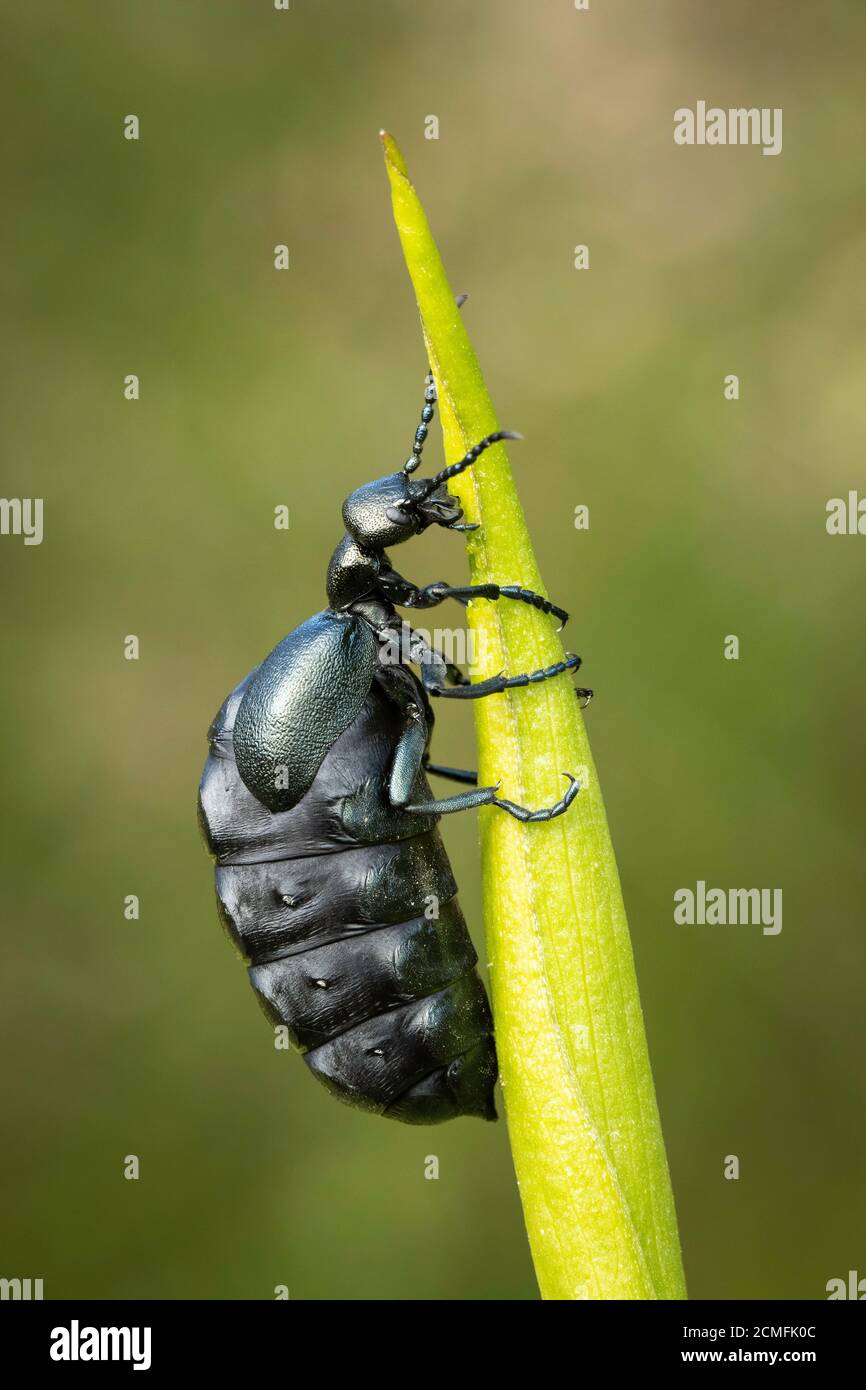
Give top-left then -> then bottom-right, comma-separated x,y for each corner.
326,534 -> 381,609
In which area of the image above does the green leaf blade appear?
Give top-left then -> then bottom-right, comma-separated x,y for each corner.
382,131 -> 687,1301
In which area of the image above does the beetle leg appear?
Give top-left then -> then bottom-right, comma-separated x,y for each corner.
406,581 -> 569,630
377,565 -> 422,606
388,716 -> 427,807
403,626 -> 471,690
384,575 -> 568,630
372,662 -> 431,807
490,773 -> 579,822
406,774 -> 579,822
405,785 -> 503,816
413,633 -> 585,700
377,645 -> 481,807
407,632 -> 592,705
422,758 -> 478,786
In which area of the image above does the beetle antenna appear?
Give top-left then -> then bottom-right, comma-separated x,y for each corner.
403,371 -> 437,475
403,294 -> 468,475
414,430 -> 522,499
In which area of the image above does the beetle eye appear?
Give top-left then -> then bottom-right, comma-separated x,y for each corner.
385,504 -> 412,524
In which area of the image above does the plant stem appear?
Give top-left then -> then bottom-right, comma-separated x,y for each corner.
382,131 -> 686,1300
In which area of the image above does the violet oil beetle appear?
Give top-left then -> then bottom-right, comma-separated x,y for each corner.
199,329 -> 591,1124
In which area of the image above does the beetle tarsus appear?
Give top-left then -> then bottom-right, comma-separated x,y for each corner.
492,773 -> 579,823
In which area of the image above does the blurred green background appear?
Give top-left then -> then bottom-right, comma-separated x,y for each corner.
1,0 -> 864,1301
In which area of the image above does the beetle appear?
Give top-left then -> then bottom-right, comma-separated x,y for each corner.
199,345 -> 591,1124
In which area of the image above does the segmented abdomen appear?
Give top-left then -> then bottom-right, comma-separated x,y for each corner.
199,673 -> 497,1123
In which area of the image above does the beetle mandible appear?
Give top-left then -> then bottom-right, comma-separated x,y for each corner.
199,324 -> 592,1124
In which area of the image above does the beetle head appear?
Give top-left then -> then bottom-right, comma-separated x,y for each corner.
342,472 -> 468,549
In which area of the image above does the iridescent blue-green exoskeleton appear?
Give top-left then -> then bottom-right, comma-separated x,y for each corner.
199,330 -> 591,1124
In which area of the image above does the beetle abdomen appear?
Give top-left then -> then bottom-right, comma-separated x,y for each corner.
199,672 -> 497,1123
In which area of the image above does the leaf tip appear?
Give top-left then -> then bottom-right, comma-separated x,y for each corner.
379,129 -> 410,181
